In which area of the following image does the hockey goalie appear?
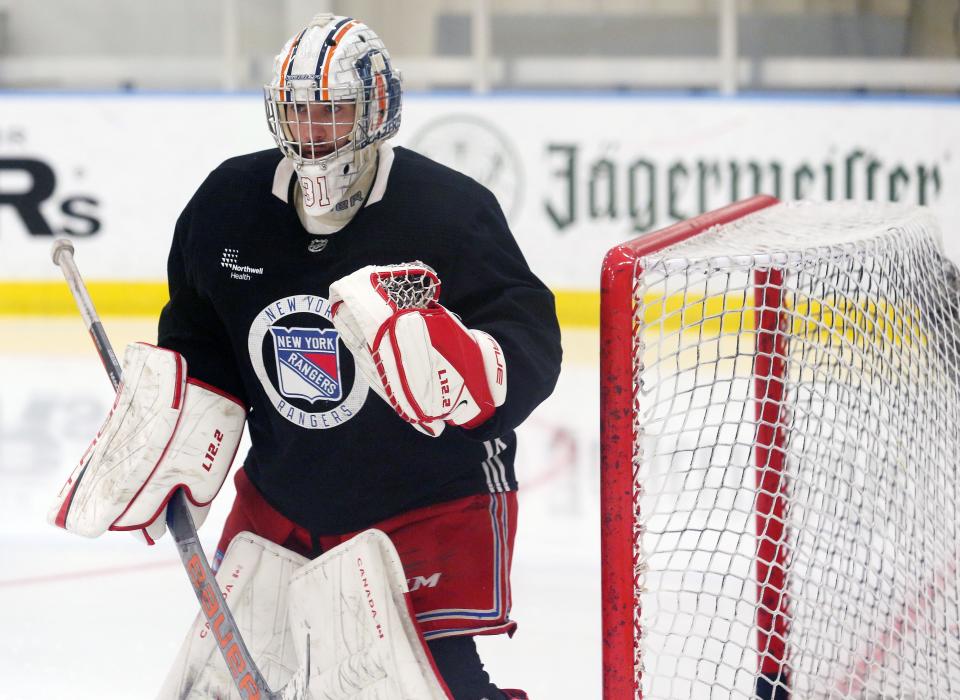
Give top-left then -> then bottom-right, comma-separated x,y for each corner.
47,10 -> 559,699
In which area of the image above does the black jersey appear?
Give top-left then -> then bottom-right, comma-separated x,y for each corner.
157,145 -> 562,535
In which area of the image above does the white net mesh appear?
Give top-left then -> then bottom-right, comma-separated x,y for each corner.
373,263 -> 440,310
632,202 -> 960,699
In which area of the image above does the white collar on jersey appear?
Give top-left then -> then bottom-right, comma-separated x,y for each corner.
271,141 -> 395,209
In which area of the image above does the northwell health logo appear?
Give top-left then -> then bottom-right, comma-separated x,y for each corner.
221,248 -> 264,281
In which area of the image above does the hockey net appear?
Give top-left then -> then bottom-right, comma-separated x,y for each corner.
599,196 -> 960,699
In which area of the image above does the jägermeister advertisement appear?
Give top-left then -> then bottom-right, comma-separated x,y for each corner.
0,94 -> 956,292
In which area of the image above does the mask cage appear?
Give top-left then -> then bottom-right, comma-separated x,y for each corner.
264,84 -> 363,164
264,55 -> 402,165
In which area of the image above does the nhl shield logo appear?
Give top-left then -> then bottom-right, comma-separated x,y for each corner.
269,327 -> 343,403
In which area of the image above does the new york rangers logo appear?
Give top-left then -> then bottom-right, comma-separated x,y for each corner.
269,327 -> 343,402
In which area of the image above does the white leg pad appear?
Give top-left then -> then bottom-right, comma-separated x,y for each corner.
157,532 -> 309,699
288,529 -> 452,700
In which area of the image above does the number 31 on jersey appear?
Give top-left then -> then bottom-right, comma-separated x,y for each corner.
300,176 -> 330,208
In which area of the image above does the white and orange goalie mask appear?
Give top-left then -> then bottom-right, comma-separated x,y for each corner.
264,14 -> 402,218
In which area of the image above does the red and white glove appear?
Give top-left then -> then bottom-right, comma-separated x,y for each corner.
48,342 -> 246,544
329,263 -> 507,437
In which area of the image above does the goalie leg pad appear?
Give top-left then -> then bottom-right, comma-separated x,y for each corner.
157,531 -> 309,699
287,529 -> 453,699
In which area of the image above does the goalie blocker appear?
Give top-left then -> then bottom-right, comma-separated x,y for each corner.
48,342 -> 245,544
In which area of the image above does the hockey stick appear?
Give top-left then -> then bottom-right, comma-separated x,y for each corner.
51,238 -> 309,700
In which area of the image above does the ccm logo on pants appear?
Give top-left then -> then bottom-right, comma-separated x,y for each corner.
409,573 -> 442,592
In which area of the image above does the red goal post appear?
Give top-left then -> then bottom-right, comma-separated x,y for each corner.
600,195 -> 780,698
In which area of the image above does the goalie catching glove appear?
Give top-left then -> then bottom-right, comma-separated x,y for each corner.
48,342 -> 246,543
329,263 -> 506,437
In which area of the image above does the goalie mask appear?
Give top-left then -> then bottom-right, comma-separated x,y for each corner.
264,14 -> 402,219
